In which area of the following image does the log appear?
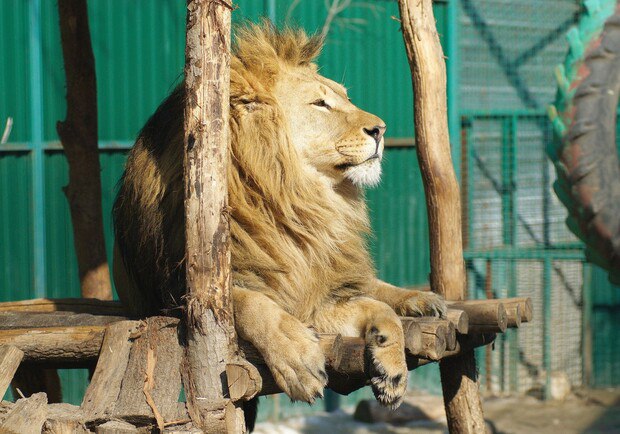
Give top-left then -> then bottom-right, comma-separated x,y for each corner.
396,0 -> 487,431
401,318 -> 423,354
0,311 -> 128,329
448,300 -> 508,333
0,392 -> 48,434
112,317 -> 185,427
446,309 -> 469,334
501,297 -> 533,323
226,361 -> 262,402
0,298 -> 127,316
57,0 -> 111,300
0,345 -> 23,398
0,326 -> 103,365
417,320 -> 447,361
182,0 -> 238,432
81,321 -> 141,420
506,304 -> 522,328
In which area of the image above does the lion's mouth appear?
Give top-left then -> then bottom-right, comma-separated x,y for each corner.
336,154 -> 381,170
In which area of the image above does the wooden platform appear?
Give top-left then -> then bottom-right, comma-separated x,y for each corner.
0,297 -> 531,433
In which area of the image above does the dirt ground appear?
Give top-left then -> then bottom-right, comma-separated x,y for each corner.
254,388 -> 620,434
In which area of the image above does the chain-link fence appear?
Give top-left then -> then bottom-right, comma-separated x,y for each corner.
459,0 -> 591,396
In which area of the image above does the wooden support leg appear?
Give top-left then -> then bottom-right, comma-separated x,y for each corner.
440,352 -> 487,433
396,0 -> 488,431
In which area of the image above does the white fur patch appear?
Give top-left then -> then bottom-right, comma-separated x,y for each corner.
344,160 -> 382,187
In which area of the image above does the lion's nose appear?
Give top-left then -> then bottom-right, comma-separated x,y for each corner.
363,125 -> 386,145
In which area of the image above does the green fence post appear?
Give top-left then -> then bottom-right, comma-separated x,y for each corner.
28,0 -> 46,299
581,262 -> 592,386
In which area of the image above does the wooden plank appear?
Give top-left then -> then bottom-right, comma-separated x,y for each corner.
82,321 -> 142,420
0,392 -> 48,434
112,317 -> 185,426
0,298 -> 126,316
0,345 -> 23,397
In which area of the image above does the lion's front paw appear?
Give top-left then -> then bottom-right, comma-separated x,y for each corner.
262,315 -> 327,404
365,325 -> 408,409
397,290 -> 447,318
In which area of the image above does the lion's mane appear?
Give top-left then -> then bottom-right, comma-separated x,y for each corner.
113,24 -> 376,319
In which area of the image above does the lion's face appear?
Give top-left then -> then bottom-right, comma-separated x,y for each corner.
274,67 -> 386,187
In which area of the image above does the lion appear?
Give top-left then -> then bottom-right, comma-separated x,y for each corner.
112,23 -> 446,415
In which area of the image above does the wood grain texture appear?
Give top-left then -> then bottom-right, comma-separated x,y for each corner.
0,345 -> 23,398
396,0 -> 486,431
0,298 -> 126,315
182,1 -> 238,432
81,321 -> 141,419
0,392 -> 48,434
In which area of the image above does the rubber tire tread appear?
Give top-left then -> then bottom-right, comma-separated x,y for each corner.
550,1 -> 620,284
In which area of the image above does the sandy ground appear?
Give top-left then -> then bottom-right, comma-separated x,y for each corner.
254,388 -> 620,434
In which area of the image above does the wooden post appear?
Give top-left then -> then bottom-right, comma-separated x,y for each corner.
57,0 -> 112,300
181,1 -> 241,433
396,1 -> 487,433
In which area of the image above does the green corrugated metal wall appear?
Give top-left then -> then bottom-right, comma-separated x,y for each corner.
0,0 -> 447,416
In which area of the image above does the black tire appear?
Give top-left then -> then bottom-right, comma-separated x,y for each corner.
548,1 -> 620,284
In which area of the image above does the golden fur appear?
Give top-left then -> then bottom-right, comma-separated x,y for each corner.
113,23 -> 445,410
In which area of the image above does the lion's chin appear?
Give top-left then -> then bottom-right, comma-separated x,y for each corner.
343,160 -> 382,187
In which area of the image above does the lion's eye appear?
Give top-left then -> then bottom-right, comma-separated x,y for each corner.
311,99 -> 331,110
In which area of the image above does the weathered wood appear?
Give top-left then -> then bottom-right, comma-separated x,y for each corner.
506,304 -> 522,328
417,319 -> 447,360
226,362 -> 262,402
448,300 -> 508,333
0,326 -> 103,365
397,0 -> 487,432
82,321 -> 141,419
0,392 -> 48,434
0,311 -> 127,329
182,0 -> 237,432
95,420 -> 140,433
57,0 -> 111,300
0,346 -> 23,398
0,298 -> 126,316
446,309 -> 469,334
43,419 -> 90,434
112,317 -> 185,426
401,318 -> 423,354
42,403 -> 88,434
501,297 -> 533,322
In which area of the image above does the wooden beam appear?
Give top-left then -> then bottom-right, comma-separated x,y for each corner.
448,300 -> 508,333
182,1 -> 238,431
0,326 -> 103,365
0,298 -> 127,316
0,345 -> 23,398
396,0 -> 487,432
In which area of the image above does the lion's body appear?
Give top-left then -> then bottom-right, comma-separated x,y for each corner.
113,23 -> 445,411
